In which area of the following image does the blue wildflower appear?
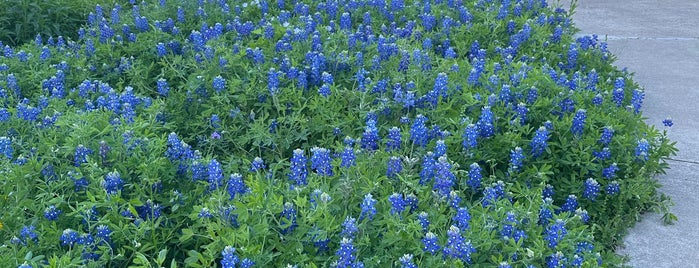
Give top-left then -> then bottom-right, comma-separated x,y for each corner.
250,157 -> 266,171
583,178 -> 600,201
198,207 -> 213,219
336,238 -> 362,268
74,144 -> 92,167
602,163 -> 619,179
434,140 -> 447,157
453,207 -> 471,230
227,173 -> 248,200
399,254 -> 417,268
389,193 -> 405,215
280,202 -> 298,234
462,123 -> 478,150
310,147 -> 333,176
289,149 -> 308,187
341,217 -> 358,239
544,219 -> 567,248
635,139 -> 650,161
593,147 -> 612,160
531,126 -> 549,158
102,171 -> 123,195
410,115 -> 429,147
136,199 -> 163,220
422,232 -> 440,255
477,106 -> 495,138
598,126 -> 614,145
663,117 -> 673,127
340,146 -> 356,168
509,147 -> 525,173
0,137 -> 12,159
221,246 -> 239,268
468,163 -> 482,190
386,156 -> 403,178
443,225 -> 476,263
207,159 -> 224,190
433,156 -> 455,196
631,89 -> 645,113
419,152 -> 436,185
359,193 -> 377,221
417,212 -> 430,232
606,181 -> 620,195
60,229 -> 79,247
560,195 -> 578,213
268,68 -> 280,95
95,225 -> 111,243
212,75 -> 226,92
571,109 -> 587,137
361,119 -> 380,151
386,127 -> 402,152
44,205 -> 62,221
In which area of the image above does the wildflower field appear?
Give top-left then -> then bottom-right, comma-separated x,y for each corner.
0,0 -> 678,267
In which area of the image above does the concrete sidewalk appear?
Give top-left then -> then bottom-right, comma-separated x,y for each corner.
552,0 -> 699,267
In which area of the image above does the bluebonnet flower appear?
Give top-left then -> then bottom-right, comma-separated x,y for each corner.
576,208 -> 590,224
509,147 -> 525,172
319,84 -> 331,97
422,232 -> 440,255
0,136 -> 12,159
543,184 -> 555,199
19,225 -> 38,244
477,106 -> 495,138
310,147 -> 333,176
546,251 -> 566,268
227,173 -> 248,200
417,212 -> 430,232
462,123 -> 478,150
560,195 -> 578,213
341,217 -> 358,239
593,147 -> 612,160
156,78 -> 169,97
221,246 -> 239,268
434,140 -> 447,157
340,146 -> 356,168
434,156 -> 455,196
663,117 -> 673,127
583,178 -> 600,201
208,159 -> 224,190
448,191 -> 462,209
386,127 -> 402,152
410,115 -> 429,147
102,171 -> 123,195
389,193 -> 405,215
631,89 -> 645,113
268,68 -> 280,95
513,103 -> 528,125
136,199 -> 163,220
405,193 -> 419,213
60,229 -> 79,247
386,156 -> 403,178
453,207 -> 471,230
468,163 -> 482,190
95,225 -> 111,243
18,262 -> 32,268
289,149 -> 308,187
156,42 -> 166,57
606,181 -> 620,195
567,43 -> 578,69
443,225 -> 476,263
360,193 -> 377,221
336,238 -> 362,268
602,163 -> 619,179
571,109 -> 587,137
0,108 -> 11,122
44,205 -> 62,221
279,202 -> 298,234
482,181 -> 507,208
598,126 -> 614,145
74,144 -> 93,167
635,139 -> 650,161
531,126 -> 549,158
212,75 -> 226,92
361,119 -> 379,151
250,157 -> 266,171
399,254 -> 417,268
544,219 -> 567,248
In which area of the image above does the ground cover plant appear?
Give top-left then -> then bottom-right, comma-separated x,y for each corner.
0,0 -> 677,267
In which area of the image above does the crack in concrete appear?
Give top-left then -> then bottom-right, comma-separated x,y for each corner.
667,158 -> 699,165
574,34 -> 699,41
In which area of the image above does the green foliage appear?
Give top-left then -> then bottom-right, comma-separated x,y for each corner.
0,0 -> 677,267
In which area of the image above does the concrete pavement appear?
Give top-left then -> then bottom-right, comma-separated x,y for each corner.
551,0 -> 699,267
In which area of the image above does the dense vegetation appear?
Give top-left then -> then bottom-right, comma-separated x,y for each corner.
0,0 -> 676,267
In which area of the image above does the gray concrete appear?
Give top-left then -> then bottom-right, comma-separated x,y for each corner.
550,0 -> 699,267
